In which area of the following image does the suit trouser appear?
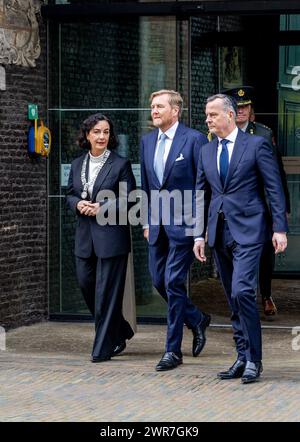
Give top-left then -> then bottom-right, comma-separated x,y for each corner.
75,252 -> 133,359
259,239 -> 275,299
148,226 -> 203,355
213,219 -> 263,362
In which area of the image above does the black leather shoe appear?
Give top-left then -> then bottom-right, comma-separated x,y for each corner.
192,313 -> 211,357
90,356 -> 111,363
126,328 -> 135,340
112,329 -> 134,357
241,361 -> 263,384
155,352 -> 182,371
112,341 -> 126,357
217,359 -> 246,379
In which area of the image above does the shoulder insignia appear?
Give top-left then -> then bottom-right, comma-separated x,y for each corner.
255,121 -> 272,132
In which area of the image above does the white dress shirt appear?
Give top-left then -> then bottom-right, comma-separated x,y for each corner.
154,121 -> 179,167
216,126 -> 238,173
239,121 -> 249,132
88,150 -> 108,198
143,121 -> 179,230
195,126 -> 239,242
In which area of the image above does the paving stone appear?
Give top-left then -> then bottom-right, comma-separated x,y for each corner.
0,322 -> 300,421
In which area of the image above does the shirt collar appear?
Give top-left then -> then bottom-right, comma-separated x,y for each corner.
218,126 -> 239,144
158,121 -> 179,141
239,121 -> 249,132
89,149 -> 108,163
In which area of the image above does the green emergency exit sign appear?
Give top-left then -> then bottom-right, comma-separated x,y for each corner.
28,104 -> 38,120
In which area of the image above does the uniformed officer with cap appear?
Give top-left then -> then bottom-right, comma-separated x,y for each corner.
224,86 -> 274,144
224,86 -> 290,317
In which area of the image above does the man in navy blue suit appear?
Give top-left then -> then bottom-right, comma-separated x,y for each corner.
194,94 -> 288,383
140,89 -> 211,371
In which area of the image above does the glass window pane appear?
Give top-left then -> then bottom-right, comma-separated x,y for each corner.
189,13 -> 300,325
48,16 -> 188,319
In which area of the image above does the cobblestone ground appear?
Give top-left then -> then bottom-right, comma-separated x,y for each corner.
0,322 -> 300,422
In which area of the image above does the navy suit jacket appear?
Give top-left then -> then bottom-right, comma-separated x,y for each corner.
66,150 -> 136,258
196,129 -> 288,247
140,122 -> 208,245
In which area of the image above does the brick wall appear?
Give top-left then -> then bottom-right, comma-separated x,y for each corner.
0,15 -> 48,329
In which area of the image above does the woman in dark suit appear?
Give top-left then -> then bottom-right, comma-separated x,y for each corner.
66,113 -> 136,362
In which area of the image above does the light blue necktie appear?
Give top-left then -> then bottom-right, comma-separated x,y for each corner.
154,133 -> 167,185
219,138 -> 229,186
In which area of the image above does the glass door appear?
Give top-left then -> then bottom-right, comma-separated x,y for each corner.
277,15 -> 300,274
47,15 -> 189,318
189,13 -> 300,326
47,9 -> 300,323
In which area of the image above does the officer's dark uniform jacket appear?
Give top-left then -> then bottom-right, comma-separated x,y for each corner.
246,121 -> 272,144
246,121 -> 291,214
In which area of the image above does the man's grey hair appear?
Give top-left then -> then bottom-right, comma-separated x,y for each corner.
206,94 -> 237,118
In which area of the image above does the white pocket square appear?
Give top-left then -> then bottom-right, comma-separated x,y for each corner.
175,153 -> 184,162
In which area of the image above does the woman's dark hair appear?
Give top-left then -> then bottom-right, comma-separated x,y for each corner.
77,113 -> 119,150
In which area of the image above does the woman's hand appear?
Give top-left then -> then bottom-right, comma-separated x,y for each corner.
77,200 -> 100,216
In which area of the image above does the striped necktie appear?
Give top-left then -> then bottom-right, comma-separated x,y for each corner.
154,133 -> 167,185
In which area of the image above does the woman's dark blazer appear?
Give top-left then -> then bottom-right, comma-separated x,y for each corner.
66,150 -> 136,259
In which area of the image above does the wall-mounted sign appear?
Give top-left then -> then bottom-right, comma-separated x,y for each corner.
28,104 -> 38,120
61,164 -> 71,187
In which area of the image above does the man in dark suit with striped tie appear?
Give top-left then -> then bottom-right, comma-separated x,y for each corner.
140,89 -> 210,371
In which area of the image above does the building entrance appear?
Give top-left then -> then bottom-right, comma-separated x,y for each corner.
189,14 -> 300,326
45,3 -> 300,325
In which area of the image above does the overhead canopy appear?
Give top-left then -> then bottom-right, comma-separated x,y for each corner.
42,1 -> 300,21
